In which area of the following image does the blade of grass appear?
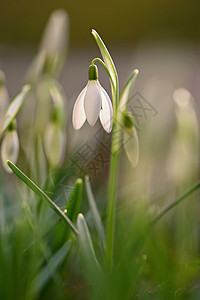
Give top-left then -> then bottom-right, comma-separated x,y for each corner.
0,85 -> 31,135
31,240 -> 72,294
152,180 -> 200,224
77,213 -> 101,272
85,176 -> 106,252
7,160 -> 78,234
65,178 -> 83,223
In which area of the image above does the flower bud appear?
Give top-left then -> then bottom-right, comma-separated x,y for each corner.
44,122 -> 66,168
1,123 -> 19,173
123,125 -> 139,167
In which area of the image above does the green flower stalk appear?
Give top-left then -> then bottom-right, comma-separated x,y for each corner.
73,30 -> 139,271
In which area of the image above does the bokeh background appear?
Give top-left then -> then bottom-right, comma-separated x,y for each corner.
0,0 -> 199,197
1,0 -> 200,101
1,0 -> 200,45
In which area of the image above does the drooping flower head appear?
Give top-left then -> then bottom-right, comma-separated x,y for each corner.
72,65 -> 113,133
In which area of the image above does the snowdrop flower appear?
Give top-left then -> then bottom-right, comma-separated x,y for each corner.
72,65 -> 113,133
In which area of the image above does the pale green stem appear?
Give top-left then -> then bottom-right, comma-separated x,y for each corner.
91,58 -> 117,116
92,57 -> 120,271
105,129 -> 119,272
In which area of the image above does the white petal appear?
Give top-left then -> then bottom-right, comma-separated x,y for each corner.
123,127 -> 139,167
72,86 -> 87,130
84,81 -> 102,126
99,86 -> 113,132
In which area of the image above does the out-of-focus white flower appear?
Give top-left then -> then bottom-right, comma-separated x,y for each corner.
44,122 -> 66,168
1,124 -> 19,173
72,65 -> 113,133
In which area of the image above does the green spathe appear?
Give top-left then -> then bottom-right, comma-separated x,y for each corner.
88,64 -> 98,80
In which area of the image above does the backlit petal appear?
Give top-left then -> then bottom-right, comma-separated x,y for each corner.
99,85 -> 113,133
84,81 -> 101,126
123,126 -> 139,167
72,86 -> 87,130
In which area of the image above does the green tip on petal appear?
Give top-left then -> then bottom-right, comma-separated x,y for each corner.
7,119 -> 17,131
123,111 -> 134,128
88,65 -> 98,80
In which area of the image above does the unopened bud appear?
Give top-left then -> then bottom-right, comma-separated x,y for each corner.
1,129 -> 19,173
123,125 -> 139,167
44,122 -> 66,168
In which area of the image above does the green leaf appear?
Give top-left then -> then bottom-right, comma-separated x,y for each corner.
65,178 -> 83,223
85,176 -> 106,252
0,84 -> 31,135
77,213 -> 101,271
91,29 -> 118,99
7,160 -> 78,235
119,69 -> 139,111
32,240 -> 72,293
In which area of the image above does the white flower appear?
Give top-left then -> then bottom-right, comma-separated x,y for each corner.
72,65 -> 113,133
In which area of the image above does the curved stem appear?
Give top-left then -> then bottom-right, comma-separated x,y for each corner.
92,58 -> 117,116
92,58 -> 114,89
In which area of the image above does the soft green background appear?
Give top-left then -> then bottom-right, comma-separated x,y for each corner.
0,0 -> 200,45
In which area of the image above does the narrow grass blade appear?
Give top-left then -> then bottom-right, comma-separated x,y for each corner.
32,240 -> 72,293
77,213 -> 101,271
7,160 -> 78,234
0,84 -> 31,135
85,176 -> 106,252
152,180 -> 200,224
65,178 -> 83,223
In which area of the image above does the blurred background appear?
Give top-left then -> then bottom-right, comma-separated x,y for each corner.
0,0 -> 199,199
1,0 -> 200,101
0,0 -> 199,188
